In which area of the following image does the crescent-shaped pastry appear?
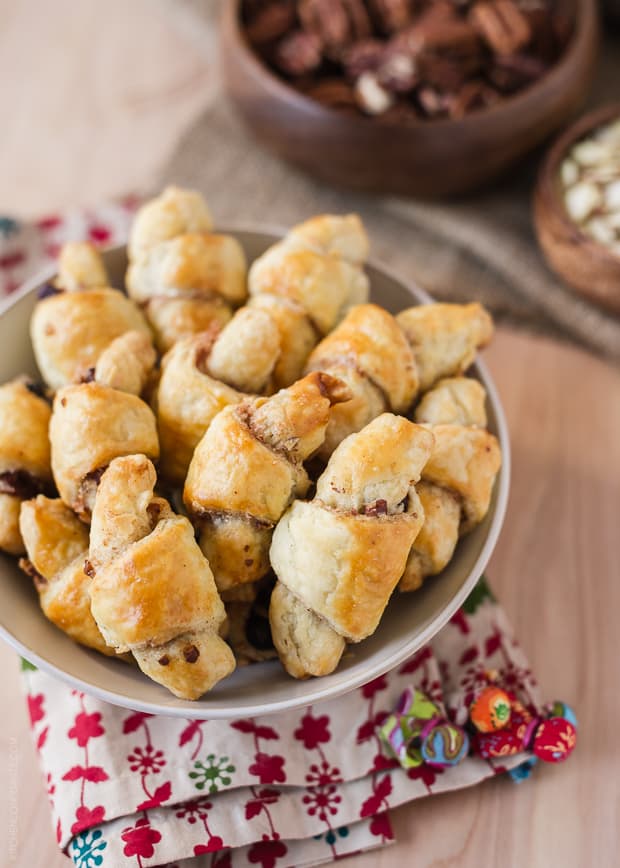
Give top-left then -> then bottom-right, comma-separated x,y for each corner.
397,302 -> 493,392
55,241 -> 109,292
156,307 -> 281,483
400,378 -> 501,592
31,286 -> 152,391
50,383 -> 159,520
94,330 -> 157,397
269,413 -> 433,678
0,379 -> 52,554
414,376 -> 488,427
88,454 -> 235,699
305,304 -> 419,460
184,372 -> 351,593
128,186 -> 214,260
242,214 -> 370,390
19,496 -> 115,656
126,232 -> 248,352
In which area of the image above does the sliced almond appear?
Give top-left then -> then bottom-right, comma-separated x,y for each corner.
584,216 -> 616,246
604,180 -> 620,211
560,158 -> 579,187
564,182 -> 602,223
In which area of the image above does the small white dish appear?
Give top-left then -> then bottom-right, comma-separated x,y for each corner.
0,230 -> 510,719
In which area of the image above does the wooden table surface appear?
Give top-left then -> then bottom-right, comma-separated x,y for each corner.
0,2 -> 618,866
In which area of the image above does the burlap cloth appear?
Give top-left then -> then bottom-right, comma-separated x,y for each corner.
160,1 -> 620,361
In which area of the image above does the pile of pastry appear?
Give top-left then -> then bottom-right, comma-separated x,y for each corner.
0,187 -> 501,700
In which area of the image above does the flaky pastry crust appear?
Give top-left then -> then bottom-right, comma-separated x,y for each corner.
89,455 -> 234,699
128,186 -> 214,260
306,304 -> 419,458
50,383 -> 159,520
31,287 -> 151,391
0,379 -> 52,554
414,377 -> 487,427
56,241 -> 109,292
397,302 -> 493,392
269,414 -> 433,677
184,372 -> 350,592
19,496 -> 114,655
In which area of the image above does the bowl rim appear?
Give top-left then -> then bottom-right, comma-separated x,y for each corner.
223,0 -> 597,133
0,231 -> 511,718
535,101 -> 620,267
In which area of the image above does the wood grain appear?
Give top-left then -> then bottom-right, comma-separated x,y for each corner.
0,2 -> 619,867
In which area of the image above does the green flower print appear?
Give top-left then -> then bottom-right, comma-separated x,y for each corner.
71,829 -> 107,867
462,575 -> 495,614
189,754 -> 235,793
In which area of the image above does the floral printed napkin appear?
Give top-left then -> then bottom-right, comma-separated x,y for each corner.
21,578 -> 543,868
3,206 -> 545,867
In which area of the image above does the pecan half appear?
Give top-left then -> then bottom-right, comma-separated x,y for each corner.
469,1 -> 532,56
367,0 -> 413,34
276,30 -> 323,75
299,0 -> 371,55
245,1 -> 296,45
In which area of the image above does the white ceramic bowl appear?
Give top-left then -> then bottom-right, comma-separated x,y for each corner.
0,230 -> 510,718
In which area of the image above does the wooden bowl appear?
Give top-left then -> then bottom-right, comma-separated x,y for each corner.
221,0 -> 599,198
534,103 -> 620,314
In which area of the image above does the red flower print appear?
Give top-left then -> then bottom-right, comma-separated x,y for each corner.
302,784 -> 342,821
407,762 -> 443,789
449,609 -> 471,635
176,797 -> 213,823
128,744 -> 166,775
248,838 -> 288,868
369,812 -> 394,840
68,711 -> 104,747
122,711 -> 154,734
27,693 -> 45,726
56,818 -> 62,844
71,804 -> 106,835
305,760 -> 342,787
398,645 -> 433,675
36,214 -> 62,231
194,837 -> 224,854
361,674 -> 387,699
248,753 -> 286,784
245,788 -> 280,820
121,817 -> 162,860
360,774 -> 392,817
88,224 -> 112,244
294,712 -> 331,749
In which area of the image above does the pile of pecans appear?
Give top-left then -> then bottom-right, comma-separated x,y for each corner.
560,117 -> 620,257
242,0 -> 571,121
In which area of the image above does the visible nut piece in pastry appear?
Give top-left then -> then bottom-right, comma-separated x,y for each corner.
19,496 -> 115,655
128,186 -> 214,260
306,303 -> 419,458
31,287 -> 151,391
50,383 -> 159,520
269,413 -> 433,678
0,379 -> 52,554
89,454 -> 235,699
184,372 -> 351,592
55,242 -> 109,292
397,302 -> 493,392
414,376 -> 487,427
94,330 -> 157,396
